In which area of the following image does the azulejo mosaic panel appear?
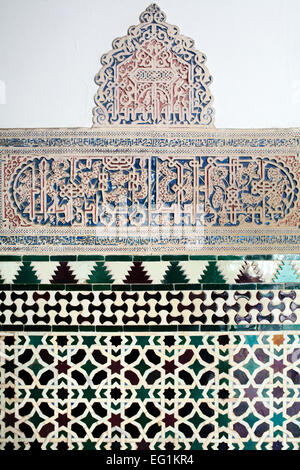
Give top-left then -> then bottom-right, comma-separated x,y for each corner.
1,254 -> 300,450
1,255 -> 300,285
1,3 -> 300,454
1,331 -> 300,450
1,288 -> 300,328
0,255 -> 300,329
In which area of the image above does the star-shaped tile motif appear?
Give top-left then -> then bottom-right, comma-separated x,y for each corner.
244,385 -> 258,399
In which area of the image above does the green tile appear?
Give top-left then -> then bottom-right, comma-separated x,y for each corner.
229,325 -> 258,331
50,255 -> 77,261
130,284 -> 173,291
87,262 -> 113,284
24,325 -> 51,332
79,326 -> 96,332
14,262 -> 40,284
258,325 -> 283,331
52,326 -> 78,332
0,325 -> 23,331
149,325 -> 177,331
0,284 -> 11,291
174,283 -> 201,290
133,284 -> 157,291
200,262 -> 226,284
190,255 -> 216,260
133,255 -> 161,261
112,284 -> 131,291
282,325 -> 300,330
161,255 -> 189,261
22,255 -> 49,261
95,326 -> 123,332
245,255 -> 274,260
257,283 -> 284,290
92,284 -> 112,291
0,255 -> 22,261
179,283 -> 202,290
105,255 -> 132,261
13,284 -> 38,290
163,262 -> 188,284
39,284 -> 65,290
123,326 -> 150,332
200,325 -> 228,332
218,255 -> 244,260
77,255 -> 105,261
229,284 -> 257,290
153,283 -> 174,290
178,326 -> 200,331
66,284 -> 92,291
148,284 -> 174,291
202,283 -> 229,290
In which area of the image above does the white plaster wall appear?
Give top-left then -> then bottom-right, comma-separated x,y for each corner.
0,0 -> 299,129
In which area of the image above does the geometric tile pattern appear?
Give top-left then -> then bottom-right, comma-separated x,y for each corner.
1,332 -> 300,450
1,257 -> 300,285
1,289 -> 300,328
1,3 -> 300,454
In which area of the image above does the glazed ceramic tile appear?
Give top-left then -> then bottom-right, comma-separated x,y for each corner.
0,257 -> 300,285
1,3 -> 300,453
0,288 -> 299,327
1,332 -> 300,450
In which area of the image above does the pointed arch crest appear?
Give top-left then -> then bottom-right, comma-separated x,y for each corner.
93,4 -> 214,127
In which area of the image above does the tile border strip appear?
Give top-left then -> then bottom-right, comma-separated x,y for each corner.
1,282 -> 300,290
1,324 -> 299,332
2,254 -> 300,261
